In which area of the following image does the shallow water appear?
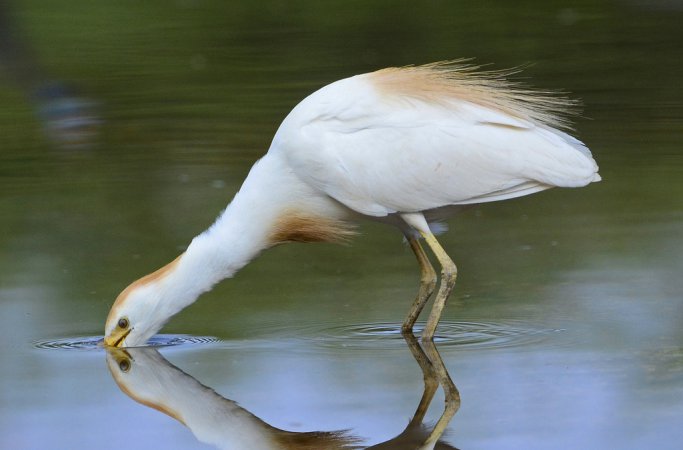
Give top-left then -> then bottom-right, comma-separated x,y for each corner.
34,334 -> 219,350
2,1 -> 683,449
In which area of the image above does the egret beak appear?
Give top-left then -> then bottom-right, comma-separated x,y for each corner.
104,328 -> 131,348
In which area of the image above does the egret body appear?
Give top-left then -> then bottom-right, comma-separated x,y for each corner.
105,62 -> 600,347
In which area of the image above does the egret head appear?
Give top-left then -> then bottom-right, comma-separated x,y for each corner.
104,281 -> 166,347
104,256 -> 183,348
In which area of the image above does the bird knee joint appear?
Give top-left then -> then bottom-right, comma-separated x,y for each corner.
441,265 -> 457,284
444,400 -> 460,416
422,272 -> 437,288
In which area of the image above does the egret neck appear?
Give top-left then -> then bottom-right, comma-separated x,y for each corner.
104,151 -> 352,347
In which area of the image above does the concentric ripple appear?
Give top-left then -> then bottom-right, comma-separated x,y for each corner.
264,320 -> 560,351
34,334 -> 219,351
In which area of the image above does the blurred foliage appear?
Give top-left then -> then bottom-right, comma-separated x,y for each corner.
0,0 -> 681,332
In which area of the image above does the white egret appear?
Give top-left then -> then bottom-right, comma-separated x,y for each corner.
105,333 -> 458,449
104,62 -> 600,347
106,348 -> 359,449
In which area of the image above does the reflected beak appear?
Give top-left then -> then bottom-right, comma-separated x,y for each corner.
104,328 -> 131,348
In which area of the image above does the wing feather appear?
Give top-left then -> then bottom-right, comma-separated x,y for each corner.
273,63 -> 600,217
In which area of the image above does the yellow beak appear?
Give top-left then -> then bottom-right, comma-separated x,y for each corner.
104,328 -> 131,347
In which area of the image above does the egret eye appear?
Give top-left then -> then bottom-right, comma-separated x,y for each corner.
118,318 -> 129,329
119,359 -> 131,372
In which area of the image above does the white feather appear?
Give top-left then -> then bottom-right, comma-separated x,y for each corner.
275,72 -> 599,217
105,62 -> 601,347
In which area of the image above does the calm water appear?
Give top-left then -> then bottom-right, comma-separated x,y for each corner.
2,1 -> 682,449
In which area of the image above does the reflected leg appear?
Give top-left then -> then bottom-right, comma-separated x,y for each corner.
402,237 -> 437,333
420,339 -> 461,450
402,331 -> 439,425
420,232 -> 457,342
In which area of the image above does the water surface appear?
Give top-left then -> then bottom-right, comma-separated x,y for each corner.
1,1 -> 682,449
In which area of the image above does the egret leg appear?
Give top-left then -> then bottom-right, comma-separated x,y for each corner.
402,331 -> 439,426
403,331 -> 460,450
402,237 -> 437,333
420,231 -> 458,342
420,339 -> 461,449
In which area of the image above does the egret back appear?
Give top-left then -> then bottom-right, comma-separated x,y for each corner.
272,63 -> 600,217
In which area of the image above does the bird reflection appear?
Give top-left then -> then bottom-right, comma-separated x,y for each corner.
367,334 -> 460,450
105,332 -> 459,449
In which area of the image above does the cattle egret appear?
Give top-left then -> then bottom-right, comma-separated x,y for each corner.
104,62 -> 600,347
106,348 -> 358,449
105,332 -> 458,448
